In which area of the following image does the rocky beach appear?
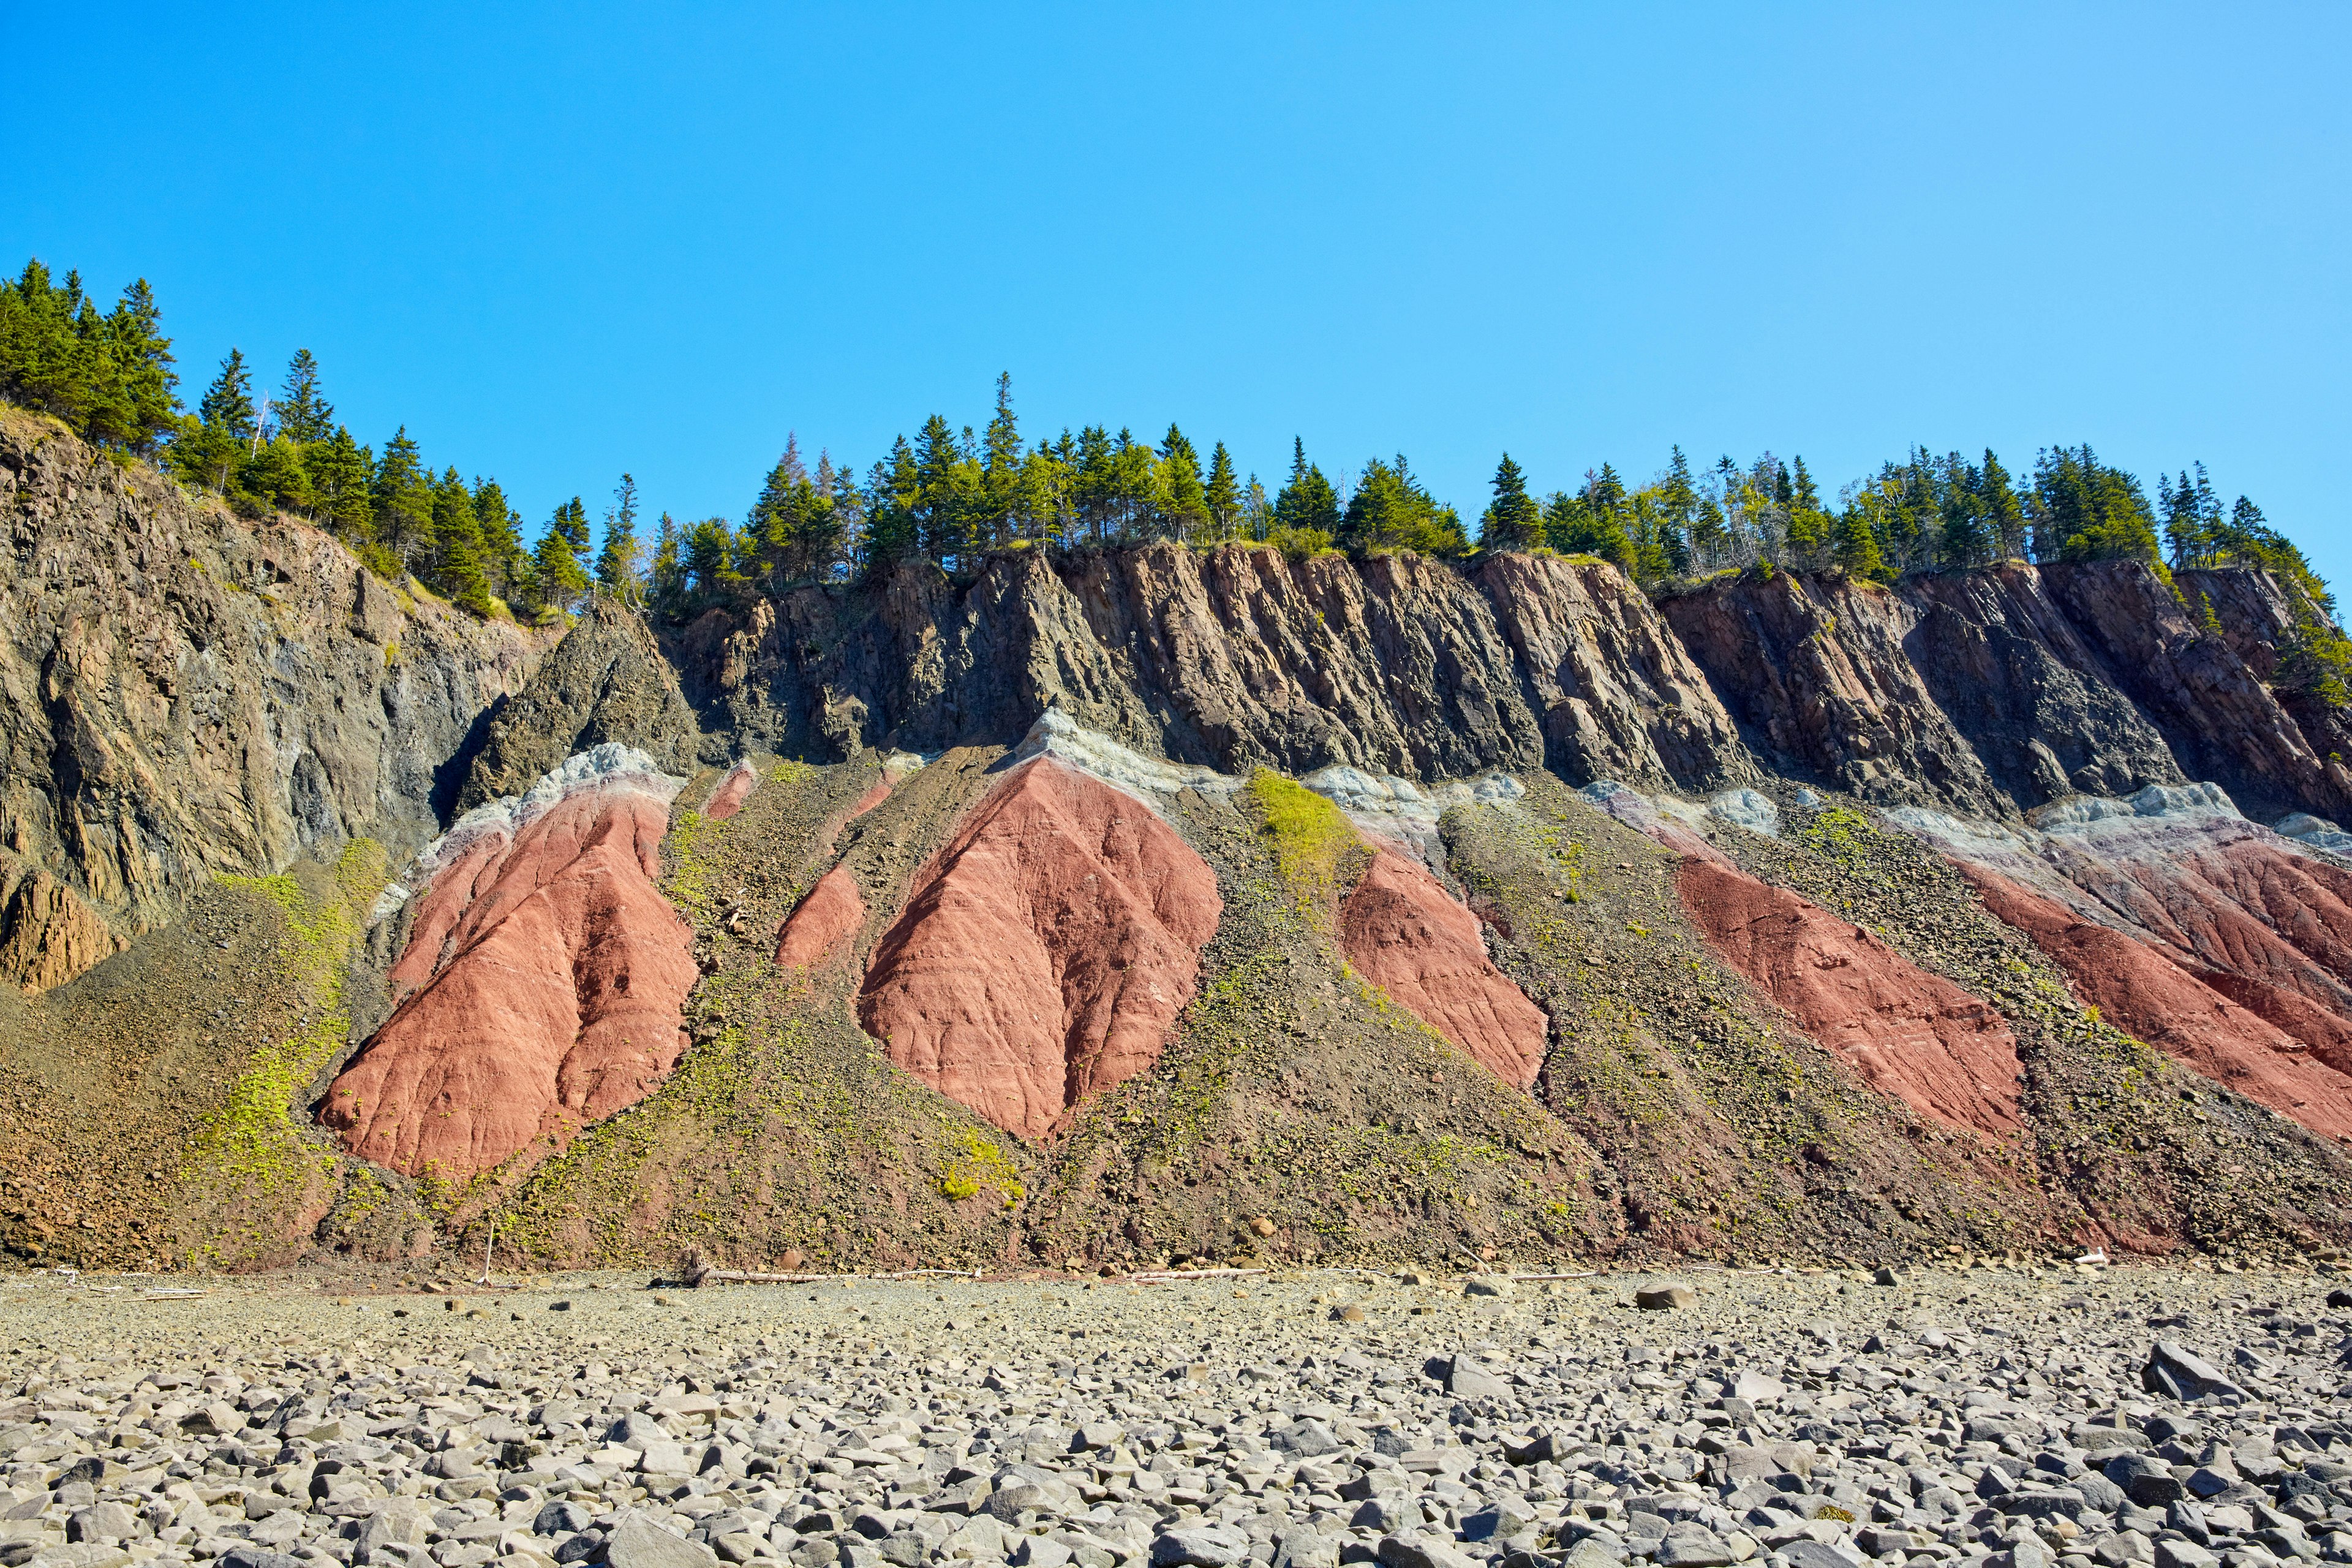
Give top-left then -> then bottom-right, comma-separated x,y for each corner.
3,1261 -> 2348,1568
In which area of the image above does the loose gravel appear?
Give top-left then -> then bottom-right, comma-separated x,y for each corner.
4,1263 -> 2350,1568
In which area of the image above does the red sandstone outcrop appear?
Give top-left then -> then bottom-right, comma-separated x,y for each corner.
858,757 -> 1221,1139
1677,857 -> 2024,1137
1339,847 -> 1548,1088
775,864 -> 866,970
323,748 -> 696,1180
1967,867 -> 2352,1140
702,760 -> 758,821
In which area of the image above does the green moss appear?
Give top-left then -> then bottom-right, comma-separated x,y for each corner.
937,1127 -> 1023,1205
1243,769 -> 1367,919
181,839 -> 388,1266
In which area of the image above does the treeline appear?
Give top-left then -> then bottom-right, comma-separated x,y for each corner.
4,258 -> 2338,693
0,259 -> 605,619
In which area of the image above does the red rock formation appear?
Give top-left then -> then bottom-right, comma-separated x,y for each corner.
858,758 -> 1221,1139
847,777 -> 892,820
702,761 -> 758,821
323,761 -> 696,1180
1677,858 -> 2024,1138
1966,867 -> 2352,1140
775,864 -> 866,970
1339,847 -> 1548,1089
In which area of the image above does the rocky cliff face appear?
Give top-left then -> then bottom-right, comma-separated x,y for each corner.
12,429 -> 2352,1274
0,411 -> 545,990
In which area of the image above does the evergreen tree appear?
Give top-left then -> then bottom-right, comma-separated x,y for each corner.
648,513 -> 686,617
1543,483 -> 1632,572
429,466 -> 492,612
1,262 -> 180,451
1783,455 -> 1832,568
309,426 -> 375,551
529,498 -> 591,614
2026,445 -> 2160,563
1340,454 -> 1466,557
370,426 -> 434,570
1834,499 -> 1891,581
1159,423 -> 1207,538
472,477 -> 524,599
1204,441 -> 1240,541
864,440 -> 923,566
1273,437 -> 1342,541
1979,450 -> 2026,560
1477,453 -> 1542,553
597,473 -> 642,601
244,437 -> 314,516
198,349 -> 257,440
276,350 -> 334,443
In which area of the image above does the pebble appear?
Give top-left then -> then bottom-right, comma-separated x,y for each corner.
1,1264 -> 2350,1568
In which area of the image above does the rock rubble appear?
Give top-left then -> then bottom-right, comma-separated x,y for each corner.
6,1264 -> 2352,1568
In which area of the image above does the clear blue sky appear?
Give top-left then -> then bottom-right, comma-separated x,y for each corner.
9,4 -> 2348,590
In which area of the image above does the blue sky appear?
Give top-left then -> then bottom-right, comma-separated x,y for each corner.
9,3 -> 2348,589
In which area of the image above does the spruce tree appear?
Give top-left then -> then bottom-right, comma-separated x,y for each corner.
472,477 -> 524,599
1477,453 -> 1542,553
529,499 -> 590,615
1834,502 -> 1890,581
1273,437 -> 1341,540
1204,442 -> 1240,541
276,350 -> 334,443
371,427 -> 434,570
1159,423 -> 1206,538
1978,450 -> 2025,561
430,466 -> 492,613
309,426 -> 375,553
597,473 -> 642,601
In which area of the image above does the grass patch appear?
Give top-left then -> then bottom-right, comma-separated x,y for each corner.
1243,769 -> 1368,921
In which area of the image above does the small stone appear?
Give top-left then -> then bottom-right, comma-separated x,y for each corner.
1636,1283 -> 1697,1310
1463,1275 -> 1515,1299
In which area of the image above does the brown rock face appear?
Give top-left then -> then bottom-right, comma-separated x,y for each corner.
1677,857 -> 2024,1138
2043,560 -> 2352,822
0,863 -> 124,992
0,413 -> 542,988
1662,571 -> 2010,816
323,755 -> 696,1180
1473,552 -> 1755,792
775,864 -> 866,971
858,757 -> 1221,1139
1338,847 -> 1548,1088
669,542 -> 1544,781
1967,867 -> 2352,1140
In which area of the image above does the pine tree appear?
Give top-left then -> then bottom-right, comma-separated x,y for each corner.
276,350 -> 334,443
1477,453 -> 1542,553
1204,442 -> 1240,541
429,466 -> 492,613
1159,424 -> 1206,538
529,498 -> 590,615
597,473 -> 642,601
198,349 -> 257,441
1834,501 -> 1890,581
649,513 -> 685,617
371,427 -> 434,570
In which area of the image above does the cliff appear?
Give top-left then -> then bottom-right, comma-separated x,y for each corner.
0,409 -> 546,992
7,425 -> 2352,1276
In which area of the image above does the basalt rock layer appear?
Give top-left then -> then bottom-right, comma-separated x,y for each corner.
0,412 -> 545,990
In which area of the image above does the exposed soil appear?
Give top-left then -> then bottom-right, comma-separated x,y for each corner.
858,758 -> 1223,1140
1675,856 -> 2024,1139
322,778 -> 696,1182
701,760 -> 758,821
772,864 -> 865,971
1338,847 -> 1547,1090
1967,865 -> 2352,1141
